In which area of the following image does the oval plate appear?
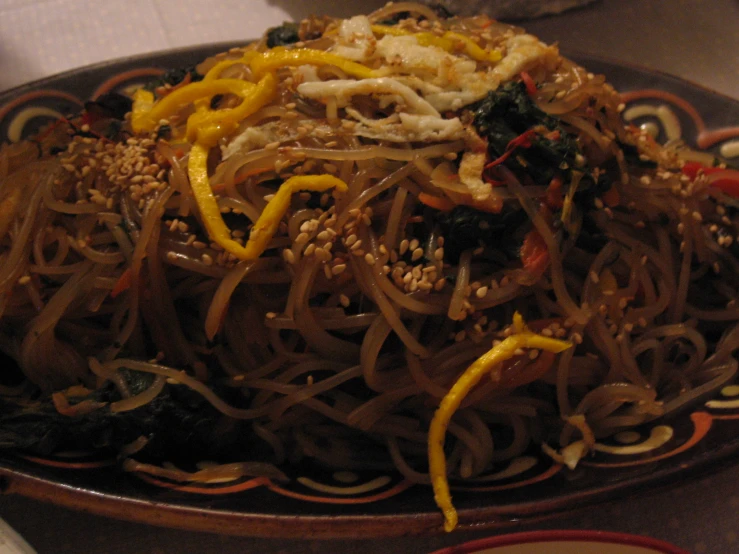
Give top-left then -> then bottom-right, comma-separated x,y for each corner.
0,44 -> 738,539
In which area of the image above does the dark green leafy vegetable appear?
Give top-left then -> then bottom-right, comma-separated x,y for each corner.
377,3 -> 454,25
266,22 -> 300,48
472,81 -> 581,185
618,141 -> 658,168
0,370 -> 243,462
472,81 -> 614,213
143,66 -> 204,94
84,92 -> 133,121
435,205 -> 528,263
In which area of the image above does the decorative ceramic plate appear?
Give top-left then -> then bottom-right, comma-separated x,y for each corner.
0,44 -> 738,539
430,530 -> 690,554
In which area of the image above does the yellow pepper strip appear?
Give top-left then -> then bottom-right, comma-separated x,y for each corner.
428,312 -> 572,532
371,25 -> 502,63
186,72 -> 277,146
250,48 -> 379,80
188,142 -> 347,261
131,79 -> 257,134
241,174 -> 348,260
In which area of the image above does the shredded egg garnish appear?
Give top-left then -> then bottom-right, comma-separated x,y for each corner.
129,20 -> 554,262
428,312 -> 571,532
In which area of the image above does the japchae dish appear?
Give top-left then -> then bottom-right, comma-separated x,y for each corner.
1,2 -> 738,531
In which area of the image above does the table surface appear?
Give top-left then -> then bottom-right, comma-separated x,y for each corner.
1,0 -> 738,552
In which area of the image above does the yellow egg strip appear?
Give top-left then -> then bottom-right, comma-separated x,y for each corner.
133,46 -> 366,259
370,26 -> 502,63
187,143 -> 249,257
186,72 -> 277,146
250,48 -> 379,80
242,174 -> 348,259
189,142 -> 347,261
203,51 -> 259,82
428,312 -> 571,532
131,89 -> 156,133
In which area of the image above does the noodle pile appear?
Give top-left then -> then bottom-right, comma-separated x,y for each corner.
0,2 -> 738,531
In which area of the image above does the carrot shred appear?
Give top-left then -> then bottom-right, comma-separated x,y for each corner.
418,192 -> 456,212
110,268 -> 133,298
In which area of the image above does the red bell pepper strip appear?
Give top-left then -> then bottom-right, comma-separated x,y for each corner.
681,162 -> 739,197
520,71 -> 538,97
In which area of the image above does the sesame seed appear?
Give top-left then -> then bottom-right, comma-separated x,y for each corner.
594,198 -> 604,209
316,230 -> 331,241
455,330 -> 466,342
350,240 -> 363,251
399,239 -> 409,255
541,328 -> 553,337
332,263 -> 347,275
529,349 -> 539,360
364,253 -> 376,265
409,239 -> 420,251
283,249 -> 296,264
590,271 -> 600,283
411,247 -> 424,261
17,275 -> 31,285
345,234 -> 358,246
296,232 -> 310,244
434,278 -> 446,291
266,312 -> 277,319
339,294 -> 351,307
408,279 -> 419,292
201,254 -> 214,266
475,286 -> 488,298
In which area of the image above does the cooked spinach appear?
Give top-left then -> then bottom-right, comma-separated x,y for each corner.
266,22 -> 300,48
618,141 -> 658,168
377,3 -> 454,25
0,370 -> 242,462
435,204 -> 528,263
84,92 -> 133,121
143,66 -> 204,94
472,81 -> 581,185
